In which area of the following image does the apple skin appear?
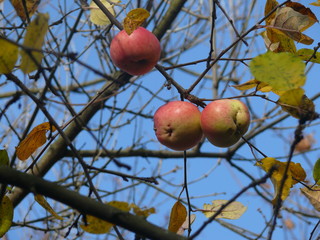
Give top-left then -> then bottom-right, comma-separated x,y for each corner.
200,99 -> 250,147
153,101 -> 203,151
110,27 -> 161,75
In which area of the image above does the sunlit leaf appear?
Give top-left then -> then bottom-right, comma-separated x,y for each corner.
295,134 -> 315,153
130,203 -> 155,218
0,150 -> 9,166
177,214 -> 196,235
278,88 -> 316,120
202,200 -> 247,220
20,13 -> 49,74
256,157 -> 306,204
123,8 -> 150,35
249,51 -> 306,92
232,79 -> 283,94
89,0 -> 118,26
0,196 -> 13,237
11,0 -> 40,20
313,159 -> 320,185
296,48 -> 320,64
16,122 -> 56,161
80,201 -> 130,234
0,39 -> 19,74
168,201 -> 187,233
34,194 -> 63,220
300,186 -> 320,211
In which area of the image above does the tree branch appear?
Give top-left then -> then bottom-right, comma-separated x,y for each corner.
0,166 -> 186,240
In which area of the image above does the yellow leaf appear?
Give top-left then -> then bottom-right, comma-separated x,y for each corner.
0,196 -> 13,237
11,0 -> 40,20
300,186 -> 320,211
278,88 -> 316,120
264,0 -> 279,25
261,28 -> 297,53
202,200 -> 247,220
0,39 -> 19,74
34,194 -> 63,220
20,13 -> 49,74
80,201 -> 130,234
89,0 -> 118,26
81,215 -> 113,234
232,79 -> 271,92
249,51 -> 306,92
130,203 -> 155,218
268,3 -> 317,45
256,157 -> 306,204
311,1 -> 320,7
123,8 -> 150,35
168,201 -> 187,233
16,122 -> 56,161
296,48 -> 320,64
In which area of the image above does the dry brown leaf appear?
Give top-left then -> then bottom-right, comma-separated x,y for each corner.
300,186 -> 320,212
295,134 -> 315,153
284,218 -> 295,229
177,214 -> 196,235
16,122 -> 56,161
269,3 -> 317,45
11,0 -> 41,20
202,200 -> 247,220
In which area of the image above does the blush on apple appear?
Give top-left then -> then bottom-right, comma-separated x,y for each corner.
200,99 -> 250,147
153,101 -> 203,151
110,27 -> 161,75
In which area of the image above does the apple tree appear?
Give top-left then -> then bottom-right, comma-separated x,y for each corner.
0,0 -> 320,239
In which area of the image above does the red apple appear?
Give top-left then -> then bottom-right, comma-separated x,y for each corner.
153,101 -> 203,151
200,99 -> 250,147
110,27 -> 161,75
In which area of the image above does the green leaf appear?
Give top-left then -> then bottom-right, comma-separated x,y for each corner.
0,196 -> 13,237
313,158 -> 320,185
0,150 -> 9,166
249,52 -> 306,91
296,48 -> 320,63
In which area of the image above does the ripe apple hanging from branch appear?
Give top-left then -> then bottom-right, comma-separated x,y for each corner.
153,101 -> 203,151
200,99 -> 250,147
109,9 -> 161,75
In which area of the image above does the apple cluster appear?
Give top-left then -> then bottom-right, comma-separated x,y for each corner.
110,27 -> 161,75
153,100 -> 250,151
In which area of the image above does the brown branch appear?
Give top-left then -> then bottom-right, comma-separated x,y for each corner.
0,166 -> 186,240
